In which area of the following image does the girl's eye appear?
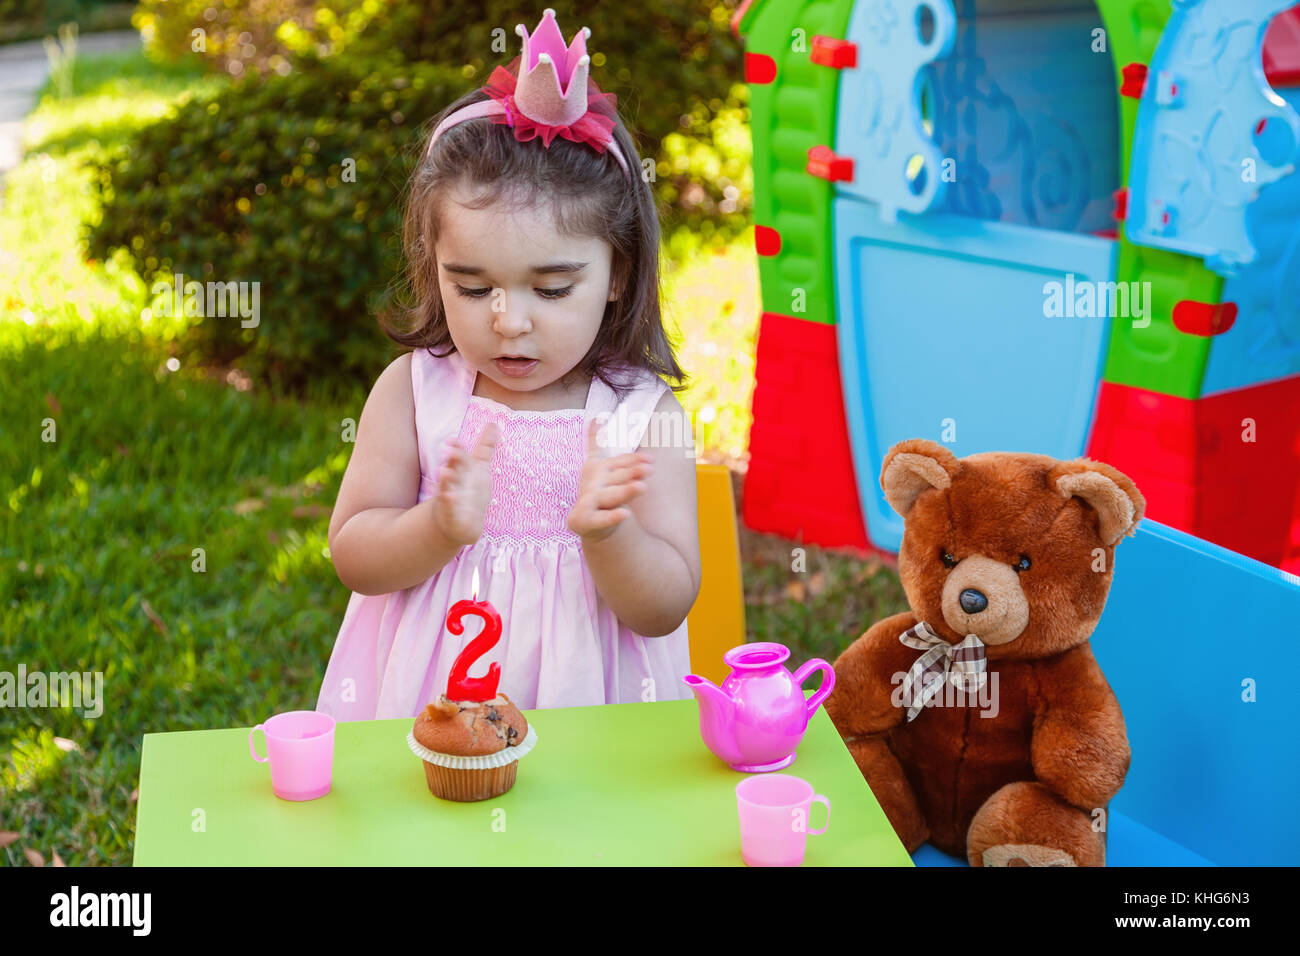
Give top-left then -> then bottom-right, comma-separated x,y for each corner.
940,550 -> 957,569
452,285 -> 575,300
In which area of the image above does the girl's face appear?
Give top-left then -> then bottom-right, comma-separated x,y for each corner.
435,183 -> 617,404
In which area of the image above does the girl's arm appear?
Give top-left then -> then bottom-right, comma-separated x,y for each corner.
328,353 -> 462,595
578,388 -> 702,636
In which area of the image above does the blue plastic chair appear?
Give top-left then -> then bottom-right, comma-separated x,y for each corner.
911,520 -> 1300,866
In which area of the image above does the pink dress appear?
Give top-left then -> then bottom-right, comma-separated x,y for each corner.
316,346 -> 693,719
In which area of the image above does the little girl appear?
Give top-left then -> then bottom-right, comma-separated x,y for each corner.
316,10 -> 700,720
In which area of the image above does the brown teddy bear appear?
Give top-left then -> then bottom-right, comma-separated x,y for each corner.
824,439 -> 1144,866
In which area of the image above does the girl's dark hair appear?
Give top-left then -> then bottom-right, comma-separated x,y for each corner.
380,56 -> 687,402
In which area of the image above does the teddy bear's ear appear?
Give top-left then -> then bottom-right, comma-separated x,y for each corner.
880,439 -> 961,518
1050,459 -> 1146,546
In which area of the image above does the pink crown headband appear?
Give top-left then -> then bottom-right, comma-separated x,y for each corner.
426,8 -> 632,181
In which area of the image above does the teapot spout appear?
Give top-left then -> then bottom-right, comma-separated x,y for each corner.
683,674 -> 743,765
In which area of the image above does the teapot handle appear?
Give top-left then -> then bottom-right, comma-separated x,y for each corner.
792,659 -> 836,717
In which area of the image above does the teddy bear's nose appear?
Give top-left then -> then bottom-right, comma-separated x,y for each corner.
959,589 -> 989,614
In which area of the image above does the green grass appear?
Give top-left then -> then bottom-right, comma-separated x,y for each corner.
1,48 -> 226,342
1,48 -> 907,867
1,323 -> 358,865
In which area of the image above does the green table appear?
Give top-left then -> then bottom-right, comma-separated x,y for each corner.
134,697 -> 913,865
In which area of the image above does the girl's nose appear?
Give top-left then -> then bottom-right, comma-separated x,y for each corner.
491,296 -> 532,335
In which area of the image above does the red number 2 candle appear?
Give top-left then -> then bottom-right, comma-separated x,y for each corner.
445,567 -> 503,701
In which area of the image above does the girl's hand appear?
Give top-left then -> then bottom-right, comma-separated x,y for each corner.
432,421 -> 501,549
567,418 -> 653,543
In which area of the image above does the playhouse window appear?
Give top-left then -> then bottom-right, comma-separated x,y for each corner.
921,0 -> 1120,235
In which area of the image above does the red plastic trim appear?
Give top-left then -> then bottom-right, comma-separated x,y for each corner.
1172,300 -> 1238,336
1112,187 -> 1129,222
810,36 -> 858,69
1263,5 -> 1300,88
743,312 -> 871,550
754,225 -> 782,256
744,52 -> 778,85
1086,377 -> 1300,573
807,145 -> 854,182
1120,62 -> 1148,99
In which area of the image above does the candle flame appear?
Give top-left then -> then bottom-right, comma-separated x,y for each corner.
471,567 -> 480,601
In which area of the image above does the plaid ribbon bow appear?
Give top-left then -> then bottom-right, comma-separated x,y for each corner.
898,622 -> 987,723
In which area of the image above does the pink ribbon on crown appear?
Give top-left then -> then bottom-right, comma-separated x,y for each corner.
480,64 -> 618,154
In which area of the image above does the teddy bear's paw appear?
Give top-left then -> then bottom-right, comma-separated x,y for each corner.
981,843 -> 1077,867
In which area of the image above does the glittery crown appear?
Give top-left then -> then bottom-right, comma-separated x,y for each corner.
514,7 -> 593,130
426,7 -> 631,179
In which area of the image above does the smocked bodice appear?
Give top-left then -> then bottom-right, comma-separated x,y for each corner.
316,347 -> 691,719
458,394 -> 586,550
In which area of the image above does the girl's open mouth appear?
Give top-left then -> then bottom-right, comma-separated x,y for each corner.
494,357 -> 539,377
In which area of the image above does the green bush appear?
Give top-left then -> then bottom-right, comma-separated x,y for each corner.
135,1 -> 743,150
87,54 -> 463,394
0,0 -> 47,21
0,0 -> 126,23
346,1 -> 752,246
347,1 -> 744,156
94,3 -> 751,394
130,2 -> 751,255
133,0 -> 383,76
0,0 -> 110,41
0,3 -> 134,43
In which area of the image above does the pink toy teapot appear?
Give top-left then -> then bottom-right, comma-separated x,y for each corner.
683,642 -> 836,772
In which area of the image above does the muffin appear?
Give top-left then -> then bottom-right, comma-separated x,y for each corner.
406,693 -> 538,801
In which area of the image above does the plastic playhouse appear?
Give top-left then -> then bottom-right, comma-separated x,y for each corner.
733,0 -> 1300,866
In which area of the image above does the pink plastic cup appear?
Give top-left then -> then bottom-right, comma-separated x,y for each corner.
736,773 -> 830,866
248,710 -> 335,801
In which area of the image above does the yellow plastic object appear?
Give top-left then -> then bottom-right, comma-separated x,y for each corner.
685,463 -> 746,686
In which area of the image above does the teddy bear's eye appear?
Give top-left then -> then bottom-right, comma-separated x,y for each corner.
1014,554 -> 1032,573
940,550 -> 958,569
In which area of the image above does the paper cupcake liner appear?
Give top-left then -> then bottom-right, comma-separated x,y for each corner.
422,760 -> 518,802
406,724 -> 538,769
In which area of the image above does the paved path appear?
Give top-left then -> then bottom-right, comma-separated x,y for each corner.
0,29 -> 140,178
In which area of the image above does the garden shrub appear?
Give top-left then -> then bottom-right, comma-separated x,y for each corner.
0,0 -> 115,40
95,2 -> 752,393
132,0 -> 381,76
347,0 -> 752,245
133,0 -> 744,161
88,54 -> 463,393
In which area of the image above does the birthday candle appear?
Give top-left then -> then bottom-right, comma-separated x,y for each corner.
445,568 -> 503,701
